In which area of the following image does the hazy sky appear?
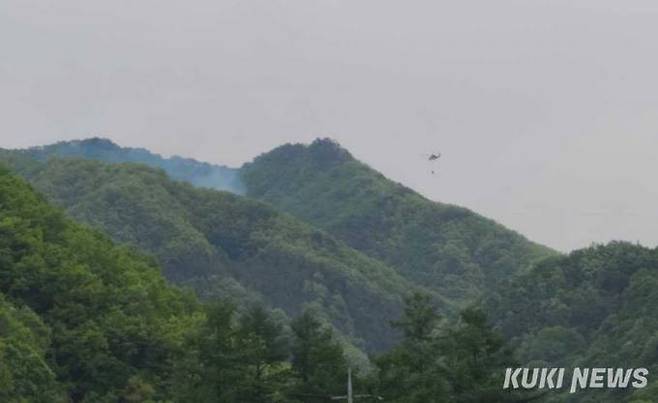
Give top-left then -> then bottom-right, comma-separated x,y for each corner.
2,0 -> 658,252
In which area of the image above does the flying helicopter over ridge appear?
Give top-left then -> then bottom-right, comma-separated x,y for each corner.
420,151 -> 442,174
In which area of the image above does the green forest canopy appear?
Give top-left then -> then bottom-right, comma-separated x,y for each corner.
2,139 -> 658,402
242,138 -> 555,303
0,166 -> 523,402
0,153 -> 439,354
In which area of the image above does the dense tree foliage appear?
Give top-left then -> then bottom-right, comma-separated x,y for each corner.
0,295 -> 63,401
242,139 -> 554,303
7,137 -> 554,305
288,311 -> 348,401
172,302 -> 292,402
487,242 -> 658,402
0,153 -> 436,354
0,164 -> 532,402
0,167 -> 351,401
375,293 -> 529,403
0,166 -> 202,401
4,139 -> 657,402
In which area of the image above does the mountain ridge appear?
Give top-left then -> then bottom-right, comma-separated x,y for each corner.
242,138 -> 556,303
4,137 -> 657,402
4,137 -> 556,307
0,153 -> 442,353
18,137 -> 244,193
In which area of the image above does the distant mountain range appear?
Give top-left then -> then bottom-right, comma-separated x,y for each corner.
22,137 -> 244,193
242,139 -> 554,302
6,137 -> 554,301
0,138 -> 554,351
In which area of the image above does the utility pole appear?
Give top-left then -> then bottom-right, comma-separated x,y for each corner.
347,367 -> 353,403
330,367 -> 383,401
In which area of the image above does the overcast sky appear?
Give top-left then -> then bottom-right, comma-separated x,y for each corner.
2,0 -> 658,252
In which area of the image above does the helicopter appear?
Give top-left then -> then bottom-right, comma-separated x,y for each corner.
420,152 -> 442,174
427,152 -> 441,161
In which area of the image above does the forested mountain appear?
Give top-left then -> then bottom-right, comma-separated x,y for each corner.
5,138 -> 657,402
14,137 -> 554,306
0,166 -> 521,402
21,137 -> 244,193
487,242 -> 658,402
242,139 -> 555,303
0,154 -> 437,353
0,165 -> 201,401
0,167 -> 370,402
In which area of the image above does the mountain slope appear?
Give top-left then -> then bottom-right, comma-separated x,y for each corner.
7,137 -> 554,305
0,294 -> 63,401
487,241 -> 658,402
0,154 -> 435,352
242,138 -> 555,303
0,166 -> 202,401
485,242 -> 658,403
485,242 -> 658,376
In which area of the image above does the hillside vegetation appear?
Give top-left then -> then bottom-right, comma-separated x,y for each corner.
0,165 -> 201,401
0,166 -> 522,402
0,154 -> 436,352
0,167 -> 369,402
242,139 -> 554,303
15,137 -> 554,306
5,138 -> 656,402
487,241 -> 658,402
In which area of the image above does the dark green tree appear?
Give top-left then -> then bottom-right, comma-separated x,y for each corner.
441,307 -> 516,402
377,292 -> 450,403
235,305 -> 290,402
0,165 -> 201,401
173,302 -> 245,402
377,293 -> 520,403
289,310 -> 348,402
